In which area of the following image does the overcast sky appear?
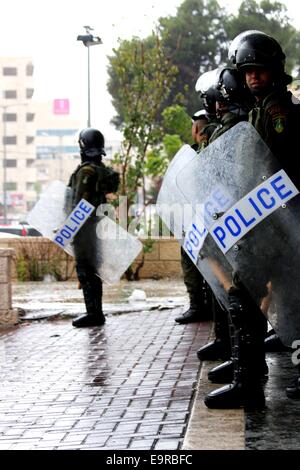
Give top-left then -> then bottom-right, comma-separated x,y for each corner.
0,0 -> 299,139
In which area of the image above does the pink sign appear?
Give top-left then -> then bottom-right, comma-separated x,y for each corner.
53,99 -> 70,115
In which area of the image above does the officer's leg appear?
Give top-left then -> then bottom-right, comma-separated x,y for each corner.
72,263 -> 105,328
286,364 -> 300,399
207,286 -> 268,383
197,296 -> 232,361
175,248 -> 212,323
264,328 -> 291,352
204,285 -> 267,409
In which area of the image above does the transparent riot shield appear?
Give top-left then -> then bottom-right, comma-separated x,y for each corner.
157,145 -> 234,309
176,122 -> 300,346
157,145 -> 198,239
27,180 -> 72,239
27,181 -> 142,285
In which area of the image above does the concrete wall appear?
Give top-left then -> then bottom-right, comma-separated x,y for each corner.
0,237 -> 182,281
132,239 -> 182,279
0,249 -> 19,326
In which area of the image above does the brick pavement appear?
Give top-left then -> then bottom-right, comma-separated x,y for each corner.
0,310 -> 211,450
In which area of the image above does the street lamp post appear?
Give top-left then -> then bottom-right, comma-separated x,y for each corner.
77,26 -> 102,127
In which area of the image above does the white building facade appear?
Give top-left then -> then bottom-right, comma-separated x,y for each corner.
0,57 -> 36,222
0,57 -> 121,224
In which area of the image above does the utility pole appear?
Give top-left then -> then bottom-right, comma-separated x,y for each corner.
77,26 -> 102,127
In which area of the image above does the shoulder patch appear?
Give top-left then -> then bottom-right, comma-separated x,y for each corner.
267,105 -> 287,134
80,165 -> 96,185
273,116 -> 285,133
81,167 -> 96,177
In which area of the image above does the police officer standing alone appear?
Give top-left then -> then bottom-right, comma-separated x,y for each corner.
69,128 -> 119,328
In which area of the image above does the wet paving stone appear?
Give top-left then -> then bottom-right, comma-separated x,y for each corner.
245,351 -> 300,450
0,307 -> 210,449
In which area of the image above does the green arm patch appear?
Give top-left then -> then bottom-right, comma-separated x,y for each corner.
268,105 -> 287,134
272,116 -> 286,134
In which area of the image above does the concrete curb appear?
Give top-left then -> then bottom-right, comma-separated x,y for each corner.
183,361 -> 244,450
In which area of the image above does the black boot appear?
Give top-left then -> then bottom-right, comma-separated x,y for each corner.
208,360 -> 234,383
175,292 -> 211,324
175,306 -> 205,324
286,364 -> 300,399
286,377 -> 300,399
204,286 -> 266,409
208,304 -> 268,384
72,313 -> 105,327
197,299 -> 231,360
72,273 -> 105,328
264,332 -> 291,352
178,251 -> 213,324
208,358 -> 268,384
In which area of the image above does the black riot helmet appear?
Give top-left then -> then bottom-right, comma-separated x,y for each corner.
195,69 -> 221,116
217,68 -> 242,102
217,67 -> 252,107
196,67 -> 250,108
78,128 -> 106,159
228,30 -> 286,74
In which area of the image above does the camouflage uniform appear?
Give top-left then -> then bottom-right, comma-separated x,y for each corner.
205,32 -> 292,408
250,87 -> 300,398
69,158 -> 119,328
197,112 -> 248,365
177,121 -> 218,324
249,88 -> 299,185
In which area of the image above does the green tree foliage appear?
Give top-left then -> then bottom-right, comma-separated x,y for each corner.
145,104 -> 192,179
107,33 -> 178,205
162,104 -> 192,143
158,0 -> 300,113
158,0 -> 228,114
107,33 -> 179,280
107,0 -> 300,125
227,0 -> 300,76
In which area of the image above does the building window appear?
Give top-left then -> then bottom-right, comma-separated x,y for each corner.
3,136 -> 17,145
37,167 -> 48,177
26,63 -> 34,76
26,88 -> 34,99
26,136 -> 35,144
26,112 -> 35,122
4,182 -> 17,190
3,67 -> 17,76
26,159 -> 35,168
3,113 -> 17,122
26,182 -> 35,191
5,159 -> 17,168
4,90 -> 17,99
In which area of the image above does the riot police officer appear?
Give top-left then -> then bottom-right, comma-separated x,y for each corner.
195,67 -> 253,369
230,31 -> 300,401
228,30 -> 295,175
191,109 -> 218,152
204,32 -> 297,408
175,109 -> 217,324
69,128 -> 119,328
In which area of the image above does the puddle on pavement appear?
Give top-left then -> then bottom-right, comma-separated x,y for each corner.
12,279 -> 187,321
